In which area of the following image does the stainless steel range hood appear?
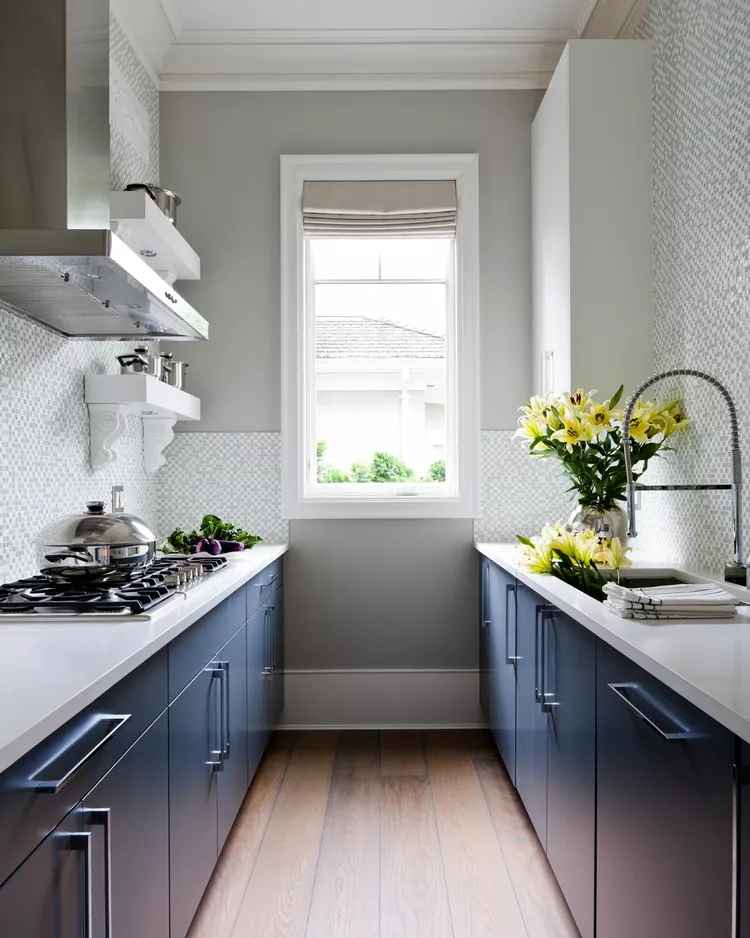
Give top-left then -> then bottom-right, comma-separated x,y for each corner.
0,0 -> 209,340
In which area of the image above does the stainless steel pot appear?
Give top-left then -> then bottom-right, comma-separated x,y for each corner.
165,361 -> 188,390
124,183 -> 181,226
38,501 -> 157,583
117,346 -> 171,382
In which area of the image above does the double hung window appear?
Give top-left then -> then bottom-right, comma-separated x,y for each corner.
281,156 -> 479,519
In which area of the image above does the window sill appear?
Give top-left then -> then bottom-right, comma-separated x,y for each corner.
282,496 -> 479,520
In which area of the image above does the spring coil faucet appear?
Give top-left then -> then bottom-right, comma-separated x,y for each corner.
622,369 -> 745,583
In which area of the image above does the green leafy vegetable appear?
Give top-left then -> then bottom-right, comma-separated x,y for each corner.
161,514 -> 262,554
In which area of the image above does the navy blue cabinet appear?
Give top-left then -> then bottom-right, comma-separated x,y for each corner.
0,558 -> 285,938
481,560 -> 518,783
83,711 -> 170,938
267,586 -> 285,732
169,663 -> 221,938
0,812 -> 84,937
544,610 -> 596,938
247,605 -> 268,780
514,581 -> 552,848
217,624 -> 249,850
596,639 -> 734,938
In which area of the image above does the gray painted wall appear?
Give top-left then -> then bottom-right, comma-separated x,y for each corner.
161,90 -> 541,432
160,90 -> 539,675
285,520 -> 478,670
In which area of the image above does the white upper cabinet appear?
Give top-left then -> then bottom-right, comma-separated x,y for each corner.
532,40 -> 654,402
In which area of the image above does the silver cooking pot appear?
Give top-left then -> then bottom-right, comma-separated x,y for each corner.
38,501 -> 157,583
117,346 -> 172,382
124,183 -> 181,226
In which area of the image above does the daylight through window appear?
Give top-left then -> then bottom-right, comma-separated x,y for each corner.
306,236 -> 456,496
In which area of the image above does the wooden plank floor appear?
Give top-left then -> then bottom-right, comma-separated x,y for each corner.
188,730 -> 580,938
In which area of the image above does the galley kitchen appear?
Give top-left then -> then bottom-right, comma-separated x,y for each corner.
0,1 -> 749,936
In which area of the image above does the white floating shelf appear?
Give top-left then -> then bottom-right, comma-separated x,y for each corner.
110,190 -> 201,284
85,374 -> 200,474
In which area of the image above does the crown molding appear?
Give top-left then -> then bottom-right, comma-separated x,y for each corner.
173,27 -> 577,45
160,30 -> 570,91
581,0 -> 649,38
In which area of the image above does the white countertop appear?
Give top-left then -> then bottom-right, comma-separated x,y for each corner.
476,543 -> 750,746
0,544 -> 288,775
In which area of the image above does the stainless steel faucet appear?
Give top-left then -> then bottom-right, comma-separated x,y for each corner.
622,369 -> 745,582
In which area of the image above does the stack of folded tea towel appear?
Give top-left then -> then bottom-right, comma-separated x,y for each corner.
602,582 -> 741,620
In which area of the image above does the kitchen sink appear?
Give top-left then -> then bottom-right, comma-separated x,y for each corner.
611,574 -> 691,589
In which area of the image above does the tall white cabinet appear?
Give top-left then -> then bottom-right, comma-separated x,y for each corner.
532,40 -> 654,401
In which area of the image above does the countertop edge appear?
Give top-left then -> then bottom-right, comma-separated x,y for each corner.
0,544 -> 289,775
476,542 -> 750,746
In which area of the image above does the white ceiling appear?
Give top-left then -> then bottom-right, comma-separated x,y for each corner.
172,0 -> 590,34
116,0 -> 647,91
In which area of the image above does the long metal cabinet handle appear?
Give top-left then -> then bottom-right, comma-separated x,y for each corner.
505,583 -> 519,664
30,714 -> 132,793
220,661 -> 231,760
271,606 -> 277,675
608,683 -> 689,741
481,561 -> 490,628
69,831 -> 93,938
540,611 -> 560,713
732,763 -> 739,938
534,605 -> 555,704
261,608 -> 273,678
206,664 -> 225,770
86,809 -> 112,938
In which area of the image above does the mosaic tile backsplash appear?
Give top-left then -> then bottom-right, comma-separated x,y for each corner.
109,14 -> 160,190
0,14 -> 161,582
628,0 -> 750,574
475,431 -> 575,543
0,309 -> 160,582
156,433 -> 288,544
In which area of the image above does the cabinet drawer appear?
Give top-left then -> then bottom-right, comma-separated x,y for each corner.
169,586 -> 246,701
0,647 -> 167,889
246,557 -> 284,620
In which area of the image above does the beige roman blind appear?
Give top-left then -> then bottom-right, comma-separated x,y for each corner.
302,179 -> 457,236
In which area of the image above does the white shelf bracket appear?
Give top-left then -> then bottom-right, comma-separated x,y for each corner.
143,416 -> 176,473
88,404 -> 129,470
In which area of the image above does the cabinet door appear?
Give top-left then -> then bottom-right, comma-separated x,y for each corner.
83,711 -> 169,938
268,586 -> 285,729
486,562 -> 517,783
597,640 -> 734,938
247,606 -> 268,781
514,582 -> 551,848
544,611 -> 596,938
0,811 -> 84,938
169,666 -> 221,938
217,625 -> 249,850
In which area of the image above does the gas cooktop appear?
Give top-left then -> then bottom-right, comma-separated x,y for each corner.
0,555 -> 228,618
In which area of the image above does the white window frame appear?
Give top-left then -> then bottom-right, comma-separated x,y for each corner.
281,153 -> 480,520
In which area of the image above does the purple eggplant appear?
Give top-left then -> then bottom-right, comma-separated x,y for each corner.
194,537 -> 209,553
205,538 -> 223,555
218,540 -> 245,553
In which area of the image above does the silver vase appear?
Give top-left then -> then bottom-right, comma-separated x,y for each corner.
567,504 -> 628,543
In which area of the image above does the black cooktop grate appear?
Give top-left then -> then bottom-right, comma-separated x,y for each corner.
0,555 -> 228,616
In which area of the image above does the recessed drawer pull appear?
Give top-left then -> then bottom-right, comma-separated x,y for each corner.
608,682 -> 689,741
30,714 -> 132,794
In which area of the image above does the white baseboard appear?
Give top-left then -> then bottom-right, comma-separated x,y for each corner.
278,668 -> 485,729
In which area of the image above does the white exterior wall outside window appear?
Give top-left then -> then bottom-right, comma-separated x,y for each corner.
281,155 -> 480,520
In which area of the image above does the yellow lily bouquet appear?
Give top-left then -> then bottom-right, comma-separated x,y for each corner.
514,385 -> 688,512
517,523 -> 632,598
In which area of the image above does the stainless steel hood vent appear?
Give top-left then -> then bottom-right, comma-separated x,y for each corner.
0,0 -> 209,341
